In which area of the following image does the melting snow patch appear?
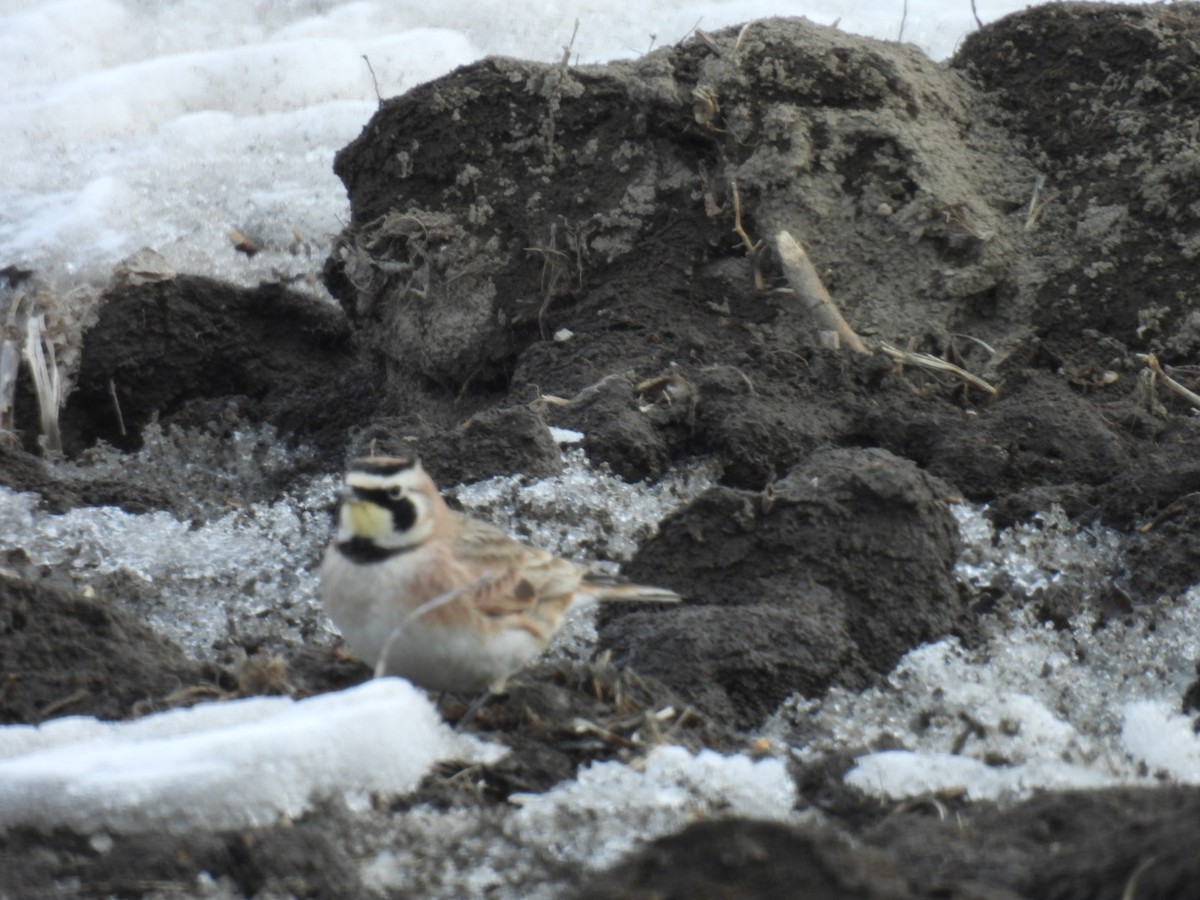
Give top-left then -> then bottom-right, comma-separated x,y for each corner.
0,678 -> 504,835
774,507 -> 1200,801
547,426 -> 584,444
1122,700 -> 1200,783
453,448 -> 717,563
846,750 -> 1120,802
363,744 -> 801,898
0,435 -> 713,662
508,746 -> 798,869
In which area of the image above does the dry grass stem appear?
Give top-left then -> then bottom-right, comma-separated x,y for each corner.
108,377 -> 127,437
1143,353 -> 1200,410
541,19 -> 579,166
1121,855 -> 1159,900
733,21 -> 755,56
0,338 -> 17,432
24,313 -> 63,452
1025,174 -> 1047,231
560,18 -> 579,68
37,688 -> 91,720
361,54 -> 382,106
694,29 -> 722,55
880,341 -> 997,396
730,181 -> 766,291
775,230 -> 870,354
950,333 -> 998,358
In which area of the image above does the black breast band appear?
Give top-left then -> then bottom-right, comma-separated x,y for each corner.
335,538 -> 415,564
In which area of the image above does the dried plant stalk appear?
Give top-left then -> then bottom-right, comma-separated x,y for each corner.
1145,353 -> 1200,411
879,341 -> 997,396
774,230 -> 870,354
730,182 -> 765,291
24,313 -> 62,452
0,339 -> 18,431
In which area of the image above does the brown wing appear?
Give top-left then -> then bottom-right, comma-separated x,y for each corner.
451,513 -> 584,619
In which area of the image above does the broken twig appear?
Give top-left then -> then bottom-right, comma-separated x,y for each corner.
775,230 -> 870,354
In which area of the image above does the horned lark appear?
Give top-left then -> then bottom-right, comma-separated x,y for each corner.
318,456 -> 681,693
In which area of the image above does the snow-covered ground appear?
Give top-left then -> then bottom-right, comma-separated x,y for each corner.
784,505 -> 1200,801
0,678 -> 504,833
4,0 -> 1197,866
4,438 -> 1200,841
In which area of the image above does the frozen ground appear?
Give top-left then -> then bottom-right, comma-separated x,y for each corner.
776,505 -> 1200,800
3,431 -> 1200,842
0,430 -> 717,660
361,746 -> 798,898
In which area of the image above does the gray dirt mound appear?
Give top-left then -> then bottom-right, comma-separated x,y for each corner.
58,275 -> 367,464
600,447 -> 965,728
0,576 -> 205,724
326,17 -> 1039,390
953,3 -> 1200,362
577,785 -> 1200,900
575,818 -> 934,900
317,9 -> 1200,557
323,16 -> 1044,496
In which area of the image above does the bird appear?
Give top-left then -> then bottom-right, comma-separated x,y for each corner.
318,455 -> 681,694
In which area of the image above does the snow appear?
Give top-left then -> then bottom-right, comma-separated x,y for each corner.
777,507 -> 1200,803
362,745 -> 800,894
0,436 -> 713,660
453,447 -> 718,563
509,746 -> 798,868
0,423 -> 337,658
1122,700 -> 1200,783
846,751 -> 1121,803
848,696 -> 1200,803
0,678 -> 504,834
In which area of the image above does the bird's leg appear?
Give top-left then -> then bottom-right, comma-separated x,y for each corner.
453,688 -> 498,732
453,669 -> 514,732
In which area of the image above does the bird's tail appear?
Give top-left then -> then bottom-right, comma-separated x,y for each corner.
579,572 -> 682,604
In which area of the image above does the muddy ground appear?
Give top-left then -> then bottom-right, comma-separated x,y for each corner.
4,4 -> 1200,897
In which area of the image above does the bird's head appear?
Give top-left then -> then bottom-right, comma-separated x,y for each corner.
336,455 -> 438,556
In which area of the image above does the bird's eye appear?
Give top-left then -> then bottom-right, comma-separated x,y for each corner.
387,486 -> 404,501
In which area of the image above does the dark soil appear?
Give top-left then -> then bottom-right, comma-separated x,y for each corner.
578,785 -> 1200,900
5,4 -> 1200,898
57,274 -> 373,465
602,447 -> 966,728
0,576 -> 206,724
